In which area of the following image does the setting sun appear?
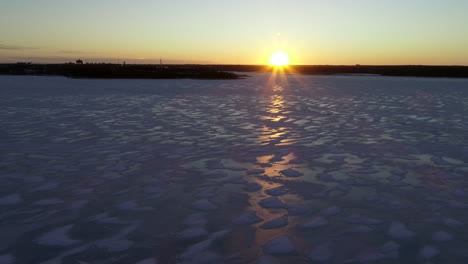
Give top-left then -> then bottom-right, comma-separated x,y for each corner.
269,51 -> 289,66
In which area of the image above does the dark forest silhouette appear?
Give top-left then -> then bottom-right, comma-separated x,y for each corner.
1,63 -> 468,79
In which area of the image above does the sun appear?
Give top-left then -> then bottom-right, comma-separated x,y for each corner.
269,51 -> 289,66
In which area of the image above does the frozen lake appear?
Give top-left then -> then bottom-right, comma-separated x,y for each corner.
0,73 -> 467,264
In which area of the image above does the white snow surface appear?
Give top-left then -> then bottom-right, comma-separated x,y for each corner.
1,74 -> 467,263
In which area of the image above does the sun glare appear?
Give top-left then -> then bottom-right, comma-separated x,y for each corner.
269,51 -> 289,66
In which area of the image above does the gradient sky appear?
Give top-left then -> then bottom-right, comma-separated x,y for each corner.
1,0 -> 467,65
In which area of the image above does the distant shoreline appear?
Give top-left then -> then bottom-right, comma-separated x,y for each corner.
215,65 -> 468,79
0,63 -> 244,80
1,63 -> 468,79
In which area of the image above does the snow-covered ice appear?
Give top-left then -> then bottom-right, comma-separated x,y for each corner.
243,182 -> 262,192
379,240 -> 400,260
183,213 -> 208,227
345,214 -> 382,225
322,206 -> 341,216
177,227 -> 208,240
259,197 -> 287,209
432,230 -> 453,242
0,255 -> 15,264
260,217 -> 288,229
301,216 -> 328,228
419,245 -> 440,259
256,255 -> 280,264
247,169 -> 265,175
35,225 -> 79,246
1,74 -> 467,263
308,243 -> 332,261
262,235 -> 296,255
232,211 -> 263,225
264,186 -> 288,196
279,168 -> 303,178
0,194 -> 21,205
388,221 -> 415,239
191,199 -> 218,211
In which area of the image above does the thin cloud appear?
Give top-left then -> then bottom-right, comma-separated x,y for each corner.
58,50 -> 92,54
0,44 -> 38,50
0,55 -> 215,64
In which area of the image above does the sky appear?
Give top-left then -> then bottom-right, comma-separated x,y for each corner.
1,0 -> 468,65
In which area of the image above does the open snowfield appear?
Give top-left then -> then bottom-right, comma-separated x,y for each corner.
0,73 -> 467,263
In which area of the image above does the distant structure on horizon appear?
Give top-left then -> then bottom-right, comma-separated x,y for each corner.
76,59 -> 83,65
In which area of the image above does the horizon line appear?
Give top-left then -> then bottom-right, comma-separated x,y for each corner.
1,62 -> 467,67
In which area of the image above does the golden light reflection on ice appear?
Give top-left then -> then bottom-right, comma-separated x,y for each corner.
239,72 -> 311,252
244,153 -> 307,250
267,98 -> 283,114
256,84 -> 293,146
